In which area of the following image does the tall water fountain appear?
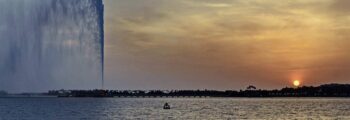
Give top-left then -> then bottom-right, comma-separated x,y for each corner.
0,0 -> 104,92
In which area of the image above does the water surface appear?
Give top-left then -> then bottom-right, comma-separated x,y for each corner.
0,98 -> 349,119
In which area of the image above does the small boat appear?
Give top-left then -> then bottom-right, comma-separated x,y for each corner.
163,103 -> 170,109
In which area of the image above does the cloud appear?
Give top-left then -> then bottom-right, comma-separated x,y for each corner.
104,0 -> 350,89
329,0 -> 350,15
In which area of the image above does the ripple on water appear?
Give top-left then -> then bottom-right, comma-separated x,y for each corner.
0,98 -> 349,119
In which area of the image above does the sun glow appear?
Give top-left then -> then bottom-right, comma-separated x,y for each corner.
293,80 -> 300,87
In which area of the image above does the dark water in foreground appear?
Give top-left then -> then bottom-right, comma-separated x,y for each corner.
0,98 -> 349,120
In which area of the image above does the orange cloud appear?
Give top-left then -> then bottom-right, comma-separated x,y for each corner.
104,0 -> 350,89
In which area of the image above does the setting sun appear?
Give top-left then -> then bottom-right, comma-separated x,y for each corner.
293,80 -> 300,87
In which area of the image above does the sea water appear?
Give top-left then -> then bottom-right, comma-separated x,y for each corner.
0,98 -> 349,119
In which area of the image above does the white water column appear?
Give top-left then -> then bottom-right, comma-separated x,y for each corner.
0,0 -> 104,92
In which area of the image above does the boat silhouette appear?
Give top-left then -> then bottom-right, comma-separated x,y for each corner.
163,103 -> 170,109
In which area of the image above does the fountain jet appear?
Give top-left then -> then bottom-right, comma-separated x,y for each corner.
0,0 -> 104,92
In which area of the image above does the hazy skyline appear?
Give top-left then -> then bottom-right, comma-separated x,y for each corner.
104,0 -> 350,90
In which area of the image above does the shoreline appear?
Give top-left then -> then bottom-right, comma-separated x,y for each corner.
1,95 -> 350,98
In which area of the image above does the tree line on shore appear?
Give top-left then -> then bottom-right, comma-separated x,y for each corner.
45,83 -> 350,97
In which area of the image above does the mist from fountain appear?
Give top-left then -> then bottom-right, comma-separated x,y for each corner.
0,0 -> 104,92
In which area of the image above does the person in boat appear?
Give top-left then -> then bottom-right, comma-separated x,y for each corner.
163,102 -> 170,109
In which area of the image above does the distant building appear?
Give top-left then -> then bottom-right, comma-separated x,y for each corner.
246,85 -> 257,91
0,90 -> 7,96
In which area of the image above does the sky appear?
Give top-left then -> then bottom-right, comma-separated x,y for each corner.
103,0 -> 350,90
